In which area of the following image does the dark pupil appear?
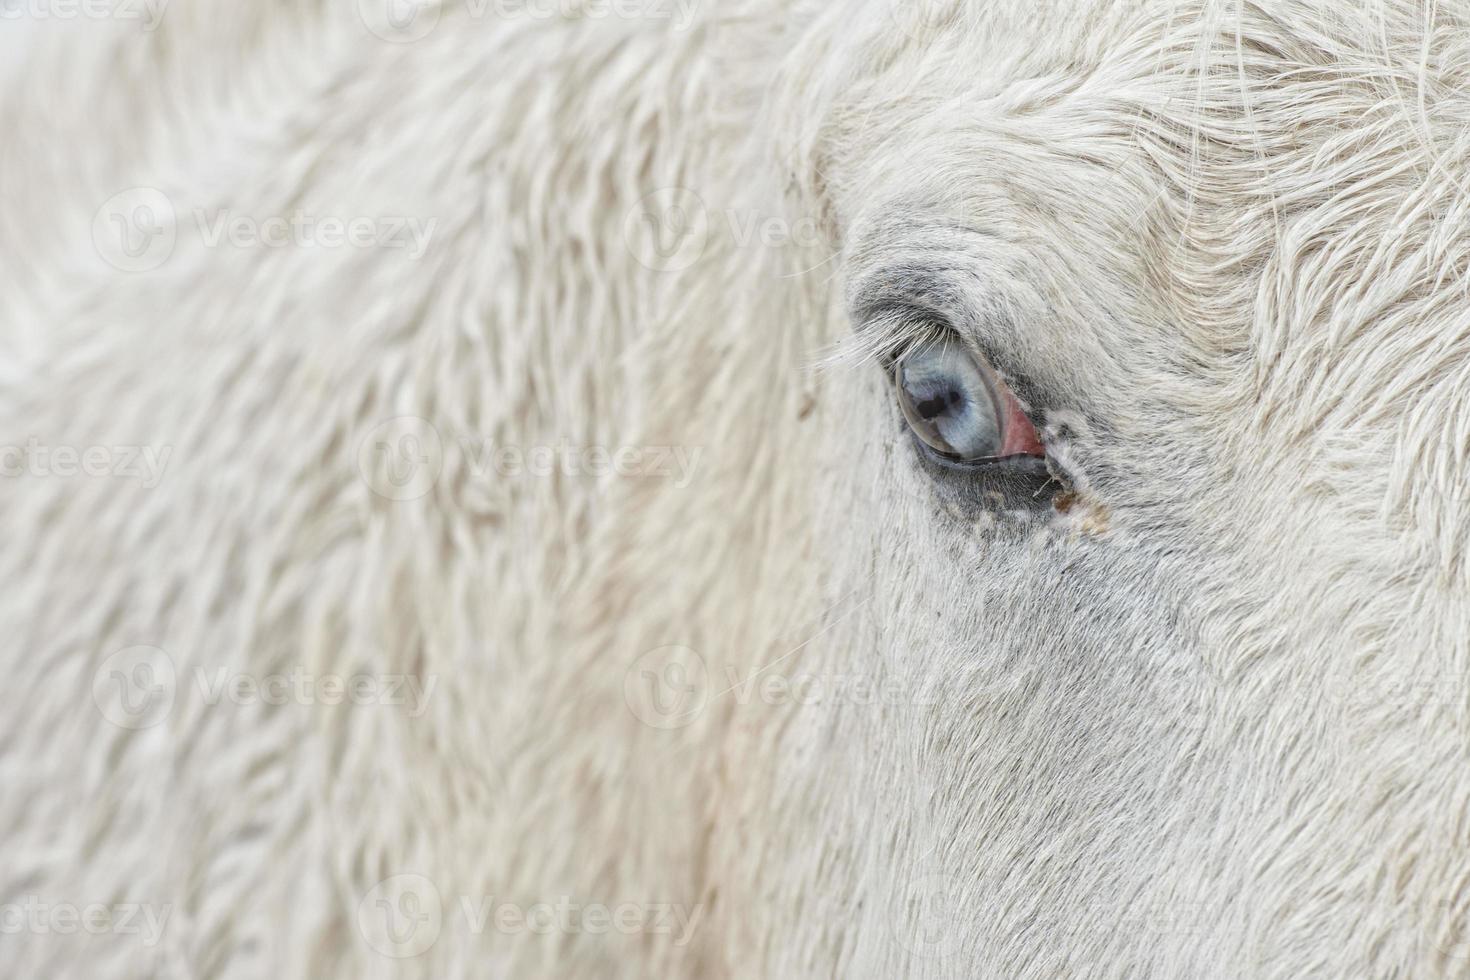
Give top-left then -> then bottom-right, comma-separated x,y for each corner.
914,386 -> 964,421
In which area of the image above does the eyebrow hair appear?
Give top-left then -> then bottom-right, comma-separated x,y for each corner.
848,264 -> 968,328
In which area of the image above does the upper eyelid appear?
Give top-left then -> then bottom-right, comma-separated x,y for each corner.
850,291 -> 1007,378
851,288 -> 1061,433
844,270 -> 979,376
848,265 -> 969,329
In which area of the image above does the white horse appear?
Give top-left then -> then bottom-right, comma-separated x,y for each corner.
3,0 -> 1468,976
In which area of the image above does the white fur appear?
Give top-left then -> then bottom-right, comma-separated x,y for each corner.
3,0 -> 1469,976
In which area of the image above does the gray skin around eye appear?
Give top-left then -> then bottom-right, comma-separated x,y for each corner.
898,344 -> 1002,460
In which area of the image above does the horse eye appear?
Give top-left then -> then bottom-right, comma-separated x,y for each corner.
896,341 -> 1045,463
